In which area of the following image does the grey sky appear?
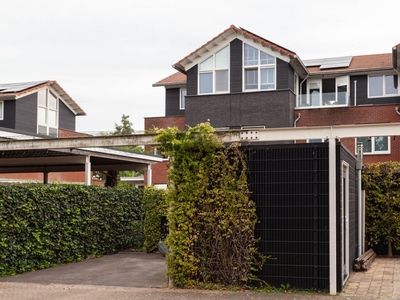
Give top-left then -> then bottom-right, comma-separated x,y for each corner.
1,0 -> 398,133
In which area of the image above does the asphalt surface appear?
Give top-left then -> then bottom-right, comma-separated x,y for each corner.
0,251 -> 388,300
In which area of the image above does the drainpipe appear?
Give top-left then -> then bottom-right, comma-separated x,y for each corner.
396,107 -> 400,116
293,113 -> 301,127
354,81 -> 357,106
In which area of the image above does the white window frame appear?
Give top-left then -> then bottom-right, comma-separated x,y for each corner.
180,88 -> 186,110
368,74 -> 399,98
355,136 -> 390,155
0,101 -> 3,120
307,79 -> 322,106
198,46 -> 230,95
37,88 -> 59,137
243,43 -> 276,91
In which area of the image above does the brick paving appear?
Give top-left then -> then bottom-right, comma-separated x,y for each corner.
342,257 -> 400,299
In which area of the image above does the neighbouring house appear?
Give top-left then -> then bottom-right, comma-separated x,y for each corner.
0,80 -> 87,183
146,25 -> 400,292
0,80 -> 163,185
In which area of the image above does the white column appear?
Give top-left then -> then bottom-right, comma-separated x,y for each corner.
329,137 -> 337,295
85,156 -> 91,185
147,164 -> 152,186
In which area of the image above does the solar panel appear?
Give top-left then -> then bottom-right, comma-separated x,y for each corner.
303,56 -> 353,70
0,80 -> 48,93
320,56 -> 353,69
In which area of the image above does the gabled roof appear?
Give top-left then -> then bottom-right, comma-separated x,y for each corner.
152,72 -> 187,87
0,80 -> 86,116
172,25 -> 308,78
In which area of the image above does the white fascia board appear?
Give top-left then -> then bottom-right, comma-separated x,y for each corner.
224,123 -> 400,143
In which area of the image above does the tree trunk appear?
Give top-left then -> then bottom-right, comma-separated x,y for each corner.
388,238 -> 393,257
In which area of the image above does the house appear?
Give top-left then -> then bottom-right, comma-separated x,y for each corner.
146,25 -> 400,292
0,80 -> 163,185
0,80 -> 87,183
148,25 -> 400,183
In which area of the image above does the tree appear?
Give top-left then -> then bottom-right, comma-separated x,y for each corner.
155,122 -> 264,288
363,162 -> 400,257
96,114 -> 143,187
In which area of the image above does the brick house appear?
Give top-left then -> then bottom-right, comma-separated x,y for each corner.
148,25 -> 400,184
146,25 -> 400,292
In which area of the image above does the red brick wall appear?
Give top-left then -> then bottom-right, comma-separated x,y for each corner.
295,104 -> 400,164
0,172 -> 86,183
144,116 -> 185,186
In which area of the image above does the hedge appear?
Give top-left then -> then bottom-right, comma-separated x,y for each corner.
0,184 -> 144,276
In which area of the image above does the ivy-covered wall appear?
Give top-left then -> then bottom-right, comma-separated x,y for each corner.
0,184 -> 144,276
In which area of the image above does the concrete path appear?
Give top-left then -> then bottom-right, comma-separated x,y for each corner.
0,252 -> 398,300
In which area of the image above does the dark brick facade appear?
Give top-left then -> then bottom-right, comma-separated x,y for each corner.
185,90 -> 295,128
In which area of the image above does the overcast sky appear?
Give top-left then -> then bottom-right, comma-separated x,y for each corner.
1,0 -> 398,133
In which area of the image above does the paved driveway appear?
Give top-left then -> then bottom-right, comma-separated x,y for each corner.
0,251 -> 167,288
0,253 -> 398,300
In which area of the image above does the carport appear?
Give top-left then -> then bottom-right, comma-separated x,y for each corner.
0,132 -> 163,185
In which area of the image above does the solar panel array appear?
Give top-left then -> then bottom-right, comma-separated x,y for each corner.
303,56 -> 353,70
0,80 -> 48,93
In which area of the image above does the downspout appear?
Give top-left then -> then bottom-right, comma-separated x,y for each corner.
294,113 -> 301,127
396,107 -> 400,116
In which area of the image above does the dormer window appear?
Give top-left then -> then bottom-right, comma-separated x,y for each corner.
243,43 -> 276,91
199,46 -> 229,94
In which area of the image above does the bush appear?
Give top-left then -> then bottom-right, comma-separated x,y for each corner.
143,187 -> 166,253
155,122 -> 264,288
363,162 -> 400,257
0,184 -> 144,276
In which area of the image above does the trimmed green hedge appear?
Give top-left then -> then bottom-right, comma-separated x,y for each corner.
0,184 -> 144,276
143,187 -> 166,253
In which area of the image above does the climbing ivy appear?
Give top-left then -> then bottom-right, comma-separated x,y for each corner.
155,122 -> 264,288
363,161 -> 400,256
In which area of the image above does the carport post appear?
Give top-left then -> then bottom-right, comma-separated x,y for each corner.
147,164 -> 152,186
85,156 -> 91,185
43,171 -> 49,184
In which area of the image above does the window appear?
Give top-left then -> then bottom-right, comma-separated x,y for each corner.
199,46 -> 229,94
37,89 -> 58,137
0,101 -> 3,120
368,75 -> 398,97
356,136 -> 390,154
244,43 -> 275,90
180,88 -> 186,110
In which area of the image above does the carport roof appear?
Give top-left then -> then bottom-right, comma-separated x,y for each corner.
0,129 -> 163,174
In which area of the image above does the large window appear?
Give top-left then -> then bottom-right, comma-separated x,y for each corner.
368,75 -> 398,97
244,43 -> 275,90
38,89 -> 58,137
199,46 -> 229,94
356,136 -> 390,154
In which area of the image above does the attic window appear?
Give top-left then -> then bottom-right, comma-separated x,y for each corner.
243,43 -> 275,91
199,46 -> 229,94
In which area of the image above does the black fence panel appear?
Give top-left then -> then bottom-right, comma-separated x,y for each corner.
244,144 -> 330,291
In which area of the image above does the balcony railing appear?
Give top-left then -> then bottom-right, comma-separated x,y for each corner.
296,92 -> 348,108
